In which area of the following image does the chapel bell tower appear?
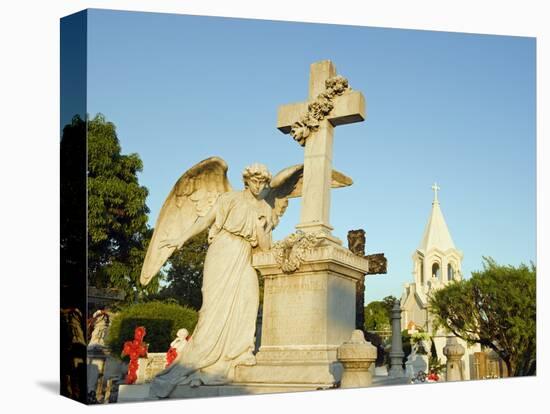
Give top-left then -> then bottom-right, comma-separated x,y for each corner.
413,183 -> 463,295
401,183 -> 463,331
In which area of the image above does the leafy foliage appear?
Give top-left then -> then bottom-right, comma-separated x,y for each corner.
87,114 -> 157,300
364,301 -> 390,331
155,230 -> 209,310
382,295 -> 398,313
363,295 -> 398,332
107,301 -> 198,357
429,257 -> 536,376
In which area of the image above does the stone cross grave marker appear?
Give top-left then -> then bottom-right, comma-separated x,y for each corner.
236,61 -> 370,389
277,60 -> 366,238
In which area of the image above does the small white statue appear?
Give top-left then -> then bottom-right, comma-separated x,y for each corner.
170,328 -> 190,354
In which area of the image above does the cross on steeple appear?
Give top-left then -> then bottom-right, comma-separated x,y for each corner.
277,61 -> 366,237
432,182 -> 441,203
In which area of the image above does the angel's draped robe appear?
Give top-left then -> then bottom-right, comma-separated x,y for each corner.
150,191 -> 273,398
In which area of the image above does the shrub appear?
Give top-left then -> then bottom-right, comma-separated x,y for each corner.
106,301 -> 198,358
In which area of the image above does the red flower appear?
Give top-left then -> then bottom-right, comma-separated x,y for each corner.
121,326 -> 148,384
165,347 -> 178,368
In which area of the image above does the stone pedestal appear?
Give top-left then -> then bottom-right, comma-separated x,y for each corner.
117,382 -> 324,403
443,336 -> 465,382
337,330 -> 377,388
432,334 -> 480,380
235,240 -> 369,386
389,302 -> 405,377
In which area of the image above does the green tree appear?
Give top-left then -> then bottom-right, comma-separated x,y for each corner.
364,301 -> 391,331
87,114 -> 157,300
156,230 -> 209,310
363,295 -> 397,332
429,257 -> 536,376
382,295 -> 398,314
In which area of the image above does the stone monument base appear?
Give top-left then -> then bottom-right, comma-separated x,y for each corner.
117,382 -> 330,402
117,373 -> 410,402
236,357 -> 343,385
240,240 -> 369,388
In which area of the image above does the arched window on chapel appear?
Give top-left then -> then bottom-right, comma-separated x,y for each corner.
431,262 -> 440,279
447,264 -> 454,281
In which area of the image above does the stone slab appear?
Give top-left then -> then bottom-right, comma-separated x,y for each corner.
118,384 -> 153,403
117,376 -> 410,403
236,361 -> 343,385
118,382 -> 331,402
372,376 -> 410,387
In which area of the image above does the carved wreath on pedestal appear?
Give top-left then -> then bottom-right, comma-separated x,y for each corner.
272,230 -> 323,273
290,75 -> 350,146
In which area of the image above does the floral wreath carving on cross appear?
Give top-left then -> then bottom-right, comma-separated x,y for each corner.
289,75 -> 350,146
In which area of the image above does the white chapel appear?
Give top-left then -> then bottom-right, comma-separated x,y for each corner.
400,183 -> 480,379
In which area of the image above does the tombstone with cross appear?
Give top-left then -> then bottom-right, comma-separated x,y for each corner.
236,61 -> 372,389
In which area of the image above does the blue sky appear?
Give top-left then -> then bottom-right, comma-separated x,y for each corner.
83,9 -> 536,303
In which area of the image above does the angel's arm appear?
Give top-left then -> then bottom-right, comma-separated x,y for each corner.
255,212 -> 273,251
160,203 -> 217,250
178,205 -> 216,247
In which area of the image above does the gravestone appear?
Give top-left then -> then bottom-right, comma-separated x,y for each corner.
473,351 -> 488,379
405,343 -> 429,380
87,346 -> 126,403
235,61 -> 370,388
136,353 -> 167,384
87,310 -> 126,402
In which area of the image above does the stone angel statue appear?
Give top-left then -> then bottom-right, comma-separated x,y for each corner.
140,156 -> 351,397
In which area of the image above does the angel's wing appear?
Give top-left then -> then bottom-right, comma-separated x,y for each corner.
265,164 -> 353,227
140,157 -> 232,285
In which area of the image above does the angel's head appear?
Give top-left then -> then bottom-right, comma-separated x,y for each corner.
242,163 -> 272,198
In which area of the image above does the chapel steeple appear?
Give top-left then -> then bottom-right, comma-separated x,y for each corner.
417,182 -> 456,253
412,183 -> 463,295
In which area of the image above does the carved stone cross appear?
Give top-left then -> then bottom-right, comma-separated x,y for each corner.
277,60 -> 366,237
